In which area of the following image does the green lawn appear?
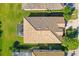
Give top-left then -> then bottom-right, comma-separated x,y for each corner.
0,3 -> 23,56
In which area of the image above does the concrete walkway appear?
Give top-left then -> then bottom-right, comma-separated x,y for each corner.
67,50 -> 75,56
73,3 -> 79,56
66,22 -> 72,29
66,19 -> 79,29
75,47 -> 79,56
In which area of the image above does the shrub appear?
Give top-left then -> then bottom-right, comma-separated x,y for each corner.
62,37 -> 79,50
62,28 -> 79,50
64,6 -> 75,21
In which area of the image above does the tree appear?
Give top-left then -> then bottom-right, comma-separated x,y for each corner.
13,41 -> 20,48
66,27 -> 78,38
64,6 -> 71,14
0,30 -> 3,37
62,28 -> 79,50
64,6 -> 73,21
62,37 -> 79,50
64,14 -> 71,21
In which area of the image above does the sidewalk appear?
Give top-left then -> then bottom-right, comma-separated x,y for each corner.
75,47 -> 79,56
74,3 -> 79,56
67,50 -> 75,56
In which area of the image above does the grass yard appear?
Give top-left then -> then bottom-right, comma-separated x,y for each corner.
0,3 -> 23,56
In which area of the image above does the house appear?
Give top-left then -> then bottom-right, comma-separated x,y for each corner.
22,3 -> 64,10
23,16 -> 65,43
21,3 -> 65,43
15,3 -> 66,56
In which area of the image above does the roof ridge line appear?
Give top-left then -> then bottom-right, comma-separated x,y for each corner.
50,30 -> 62,43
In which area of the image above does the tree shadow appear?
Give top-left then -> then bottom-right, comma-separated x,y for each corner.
0,49 -> 2,56
13,41 -> 20,48
0,21 -> 2,24
0,30 -> 3,37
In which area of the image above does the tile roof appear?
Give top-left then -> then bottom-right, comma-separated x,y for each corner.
32,50 -> 65,56
22,3 -> 64,10
23,16 -> 65,43
25,17 -> 65,36
23,18 -> 61,43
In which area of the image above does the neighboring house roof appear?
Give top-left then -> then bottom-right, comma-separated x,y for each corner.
32,50 -> 65,56
23,16 -> 65,43
22,3 -> 64,10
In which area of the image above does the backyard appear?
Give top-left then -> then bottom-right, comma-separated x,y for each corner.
0,4 -> 24,56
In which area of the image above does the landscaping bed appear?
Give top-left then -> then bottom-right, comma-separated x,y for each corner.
23,10 -> 63,17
